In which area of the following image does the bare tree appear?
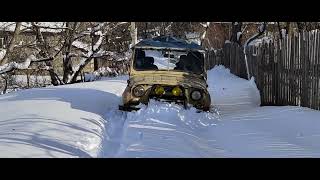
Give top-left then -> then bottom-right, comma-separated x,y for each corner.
230,22 -> 243,44
59,22 -> 130,84
31,22 -> 62,85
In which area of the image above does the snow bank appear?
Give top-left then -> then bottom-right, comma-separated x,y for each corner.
207,65 -> 261,115
0,78 -> 127,157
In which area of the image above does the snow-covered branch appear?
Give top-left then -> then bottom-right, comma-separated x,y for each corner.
32,23 -> 70,30
0,55 -> 53,74
93,31 -> 105,51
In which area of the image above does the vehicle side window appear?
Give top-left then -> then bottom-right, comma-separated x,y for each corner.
135,49 -> 146,70
143,57 -> 158,70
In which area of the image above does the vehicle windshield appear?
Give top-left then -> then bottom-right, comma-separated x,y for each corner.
133,49 -> 204,74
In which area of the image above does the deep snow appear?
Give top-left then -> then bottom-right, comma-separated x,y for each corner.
1,66 -> 320,157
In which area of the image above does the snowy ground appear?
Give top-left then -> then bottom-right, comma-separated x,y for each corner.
1,66 -> 320,157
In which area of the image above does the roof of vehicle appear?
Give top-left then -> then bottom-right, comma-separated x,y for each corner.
134,36 -> 205,51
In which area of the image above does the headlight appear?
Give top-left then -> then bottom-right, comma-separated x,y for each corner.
154,85 -> 165,95
133,85 -> 145,97
172,86 -> 182,96
191,90 -> 202,101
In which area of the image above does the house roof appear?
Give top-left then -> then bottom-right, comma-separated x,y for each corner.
134,36 -> 204,51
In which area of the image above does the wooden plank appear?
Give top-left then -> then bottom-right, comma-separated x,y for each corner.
298,32 -> 301,106
292,34 -> 296,105
263,46 -> 267,104
295,34 -> 299,105
235,44 -> 239,76
271,41 -> 276,104
268,43 -> 272,104
309,32 -> 314,108
264,45 -> 268,104
305,31 -> 309,107
315,30 -> 319,110
307,31 -> 311,108
311,31 -> 315,109
316,30 -> 320,110
285,35 -> 288,105
301,31 -> 307,107
260,46 -> 264,105
255,46 -> 259,87
283,36 -> 286,105
288,34 -> 291,105
288,35 -> 291,105
275,40 -> 280,105
230,43 -> 234,72
312,31 -> 316,109
229,43 -> 233,73
279,39 -> 283,105
290,33 -> 294,105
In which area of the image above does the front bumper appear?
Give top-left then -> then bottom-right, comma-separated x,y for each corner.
120,85 -> 211,112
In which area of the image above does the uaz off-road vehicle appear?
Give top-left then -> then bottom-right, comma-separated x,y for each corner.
119,36 -> 211,111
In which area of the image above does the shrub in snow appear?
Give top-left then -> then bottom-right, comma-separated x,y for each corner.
84,67 -> 120,82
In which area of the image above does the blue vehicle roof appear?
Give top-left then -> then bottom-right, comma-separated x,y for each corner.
134,36 -> 204,51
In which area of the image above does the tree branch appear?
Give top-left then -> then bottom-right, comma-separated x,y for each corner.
0,55 -> 53,75
243,22 -> 267,80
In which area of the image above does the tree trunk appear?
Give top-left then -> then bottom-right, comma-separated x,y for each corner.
0,22 -> 22,65
131,22 -> 137,45
200,22 -> 210,46
94,58 -> 99,71
1,75 -> 8,94
230,22 -> 242,44
144,22 -> 148,38
70,57 -> 93,83
62,22 -> 78,84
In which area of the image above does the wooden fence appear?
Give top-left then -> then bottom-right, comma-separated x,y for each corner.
206,30 -> 320,110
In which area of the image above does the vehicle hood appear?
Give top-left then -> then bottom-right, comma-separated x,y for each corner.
128,72 -> 208,90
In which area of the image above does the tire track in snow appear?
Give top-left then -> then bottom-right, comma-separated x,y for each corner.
102,100 -> 227,158
98,109 -> 127,157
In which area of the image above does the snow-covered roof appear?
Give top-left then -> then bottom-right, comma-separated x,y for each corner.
0,22 -> 66,33
134,36 -> 204,51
